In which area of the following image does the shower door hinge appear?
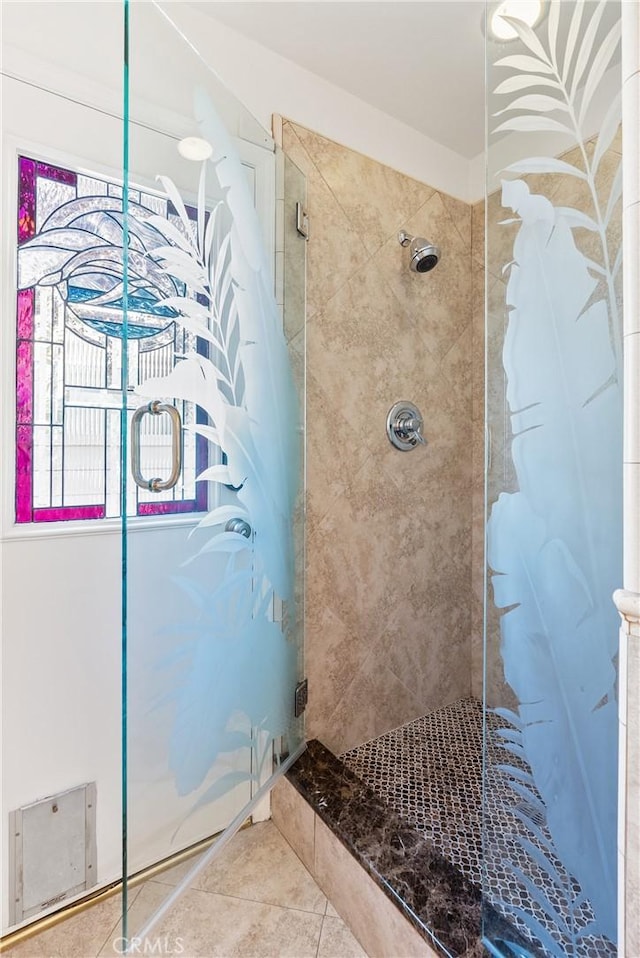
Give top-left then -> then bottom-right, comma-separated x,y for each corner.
296,202 -> 309,240
294,678 -> 308,717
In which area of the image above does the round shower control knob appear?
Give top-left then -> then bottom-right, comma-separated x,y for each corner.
386,401 -> 427,451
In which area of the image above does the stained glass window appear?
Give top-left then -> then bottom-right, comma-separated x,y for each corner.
16,155 -> 208,523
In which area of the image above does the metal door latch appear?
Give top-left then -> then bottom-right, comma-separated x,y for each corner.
294,679 -> 308,717
296,203 -> 309,240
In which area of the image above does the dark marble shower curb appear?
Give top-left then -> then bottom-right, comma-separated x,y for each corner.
285,739 -> 534,958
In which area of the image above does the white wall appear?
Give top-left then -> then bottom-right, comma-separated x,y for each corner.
1,0 -> 473,200
150,1 -> 474,201
0,58 -> 126,927
142,3 -> 620,205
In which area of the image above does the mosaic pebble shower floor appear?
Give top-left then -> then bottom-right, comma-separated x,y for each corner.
341,698 -> 615,958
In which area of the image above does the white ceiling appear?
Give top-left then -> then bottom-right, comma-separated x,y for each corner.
191,2 -> 487,159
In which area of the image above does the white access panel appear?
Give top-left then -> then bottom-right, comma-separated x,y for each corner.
9,782 -> 97,924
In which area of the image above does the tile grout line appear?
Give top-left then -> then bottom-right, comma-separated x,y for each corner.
440,193 -> 474,251
342,698 -> 615,957
287,120 -> 457,334
283,121 -> 379,291
288,121 -> 437,262
145,880 -> 328,919
315,915 -> 324,958
93,884 -> 143,958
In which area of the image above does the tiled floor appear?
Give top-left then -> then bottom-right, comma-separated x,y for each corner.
342,698 -> 615,958
342,699 -> 485,884
4,822 -> 367,958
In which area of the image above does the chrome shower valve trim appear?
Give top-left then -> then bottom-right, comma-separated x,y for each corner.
387,401 -> 428,451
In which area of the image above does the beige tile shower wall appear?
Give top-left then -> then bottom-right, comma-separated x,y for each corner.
282,121 -> 473,754
471,132 -> 624,707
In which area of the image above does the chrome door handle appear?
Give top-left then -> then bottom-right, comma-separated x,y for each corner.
225,517 -> 252,538
131,400 -> 182,492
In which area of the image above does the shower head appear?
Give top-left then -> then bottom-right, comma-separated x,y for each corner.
398,231 -> 441,273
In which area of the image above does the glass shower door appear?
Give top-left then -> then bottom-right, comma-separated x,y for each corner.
121,0 -> 305,943
483,1 -> 623,956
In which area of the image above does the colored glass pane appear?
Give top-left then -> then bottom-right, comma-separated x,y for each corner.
15,155 -> 208,523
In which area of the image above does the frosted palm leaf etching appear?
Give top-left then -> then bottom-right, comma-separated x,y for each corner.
17,93 -> 301,820
132,92 -> 300,808
486,1 -> 622,952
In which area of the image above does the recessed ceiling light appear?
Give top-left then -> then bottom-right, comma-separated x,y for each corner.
489,0 -> 543,41
177,137 -> 213,162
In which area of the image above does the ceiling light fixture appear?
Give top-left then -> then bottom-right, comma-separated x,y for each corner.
489,0 -> 543,41
177,137 -> 213,162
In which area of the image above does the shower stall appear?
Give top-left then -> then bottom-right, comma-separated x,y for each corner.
0,1 -> 634,956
